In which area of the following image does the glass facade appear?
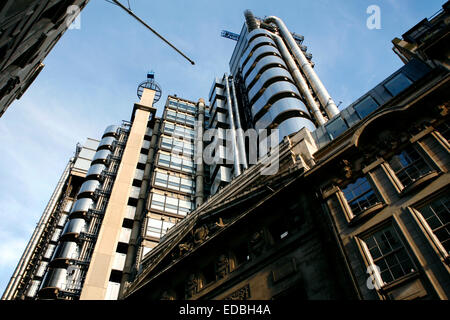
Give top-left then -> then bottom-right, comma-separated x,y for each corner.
163,122 -> 195,139
154,170 -> 195,194
146,217 -> 175,239
149,193 -> 193,216
166,109 -> 196,127
143,97 -> 206,258
168,99 -> 197,115
157,152 -> 194,173
160,135 -> 194,157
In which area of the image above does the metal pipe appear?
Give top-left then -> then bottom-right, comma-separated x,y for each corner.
224,74 -> 242,176
244,9 -> 259,32
272,34 -> 326,126
264,15 -> 340,119
195,99 -> 205,207
229,78 -> 248,169
111,0 -> 195,65
2,159 -> 72,300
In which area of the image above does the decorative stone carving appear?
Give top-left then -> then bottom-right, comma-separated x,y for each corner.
340,159 -> 352,179
185,274 -> 198,299
185,273 -> 204,299
215,254 -> 230,280
248,230 -> 265,258
171,240 -> 193,261
215,217 -> 227,228
178,242 -> 193,254
224,284 -> 251,300
435,103 -> 449,116
206,217 -> 228,235
193,225 -> 209,245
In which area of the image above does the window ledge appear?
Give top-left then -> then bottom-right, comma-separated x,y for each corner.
348,202 -> 385,227
379,271 -> 420,293
400,171 -> 440,196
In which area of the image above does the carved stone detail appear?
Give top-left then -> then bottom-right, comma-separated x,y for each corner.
215,254 -> 230,280
185,273 -> 204,299
224,284 -> 251,300
340,159 -> 352,179
193,225 -> 209,245
248,230 -> 265,258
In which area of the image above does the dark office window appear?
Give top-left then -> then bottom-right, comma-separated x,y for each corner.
342,177 -> 380,216
418,194 -> 450,255
384,73 -> 413,96
388,145 -> 434,188
109,270 -> 123,283
325,117 -> 348,139
116,242 -> 129,254
353,96 -> 380,119
363,225 -> 415,284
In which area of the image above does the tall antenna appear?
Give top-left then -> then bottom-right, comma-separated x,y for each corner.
109,0 -> 195,65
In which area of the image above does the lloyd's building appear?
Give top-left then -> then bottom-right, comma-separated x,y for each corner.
4,4 -> 450,301
207,10 -> 341,194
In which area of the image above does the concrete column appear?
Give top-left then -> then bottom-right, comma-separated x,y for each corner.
120,117 -> 161,295
80,89 -> 155,300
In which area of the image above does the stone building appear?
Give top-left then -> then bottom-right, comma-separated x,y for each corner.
0,0 -> 89,117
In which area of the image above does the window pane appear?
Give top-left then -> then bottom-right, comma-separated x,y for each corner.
388,146 -> 433,187
384,73 -> 413,96
342,177 -> 380,216
363,225 -> 415,285
155,172 -> 168,187
353,96 -> 379,119
418,194 -> 450,254
326,117 -> 348,139
147,218 -> 163,238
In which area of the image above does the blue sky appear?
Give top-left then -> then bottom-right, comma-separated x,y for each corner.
0,0 -> 445,296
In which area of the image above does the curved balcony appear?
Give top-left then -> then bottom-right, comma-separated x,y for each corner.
244,55 -> 287,87
40,268 -> 67,291
61,218 -> 86,237
247,68 -> 294,102
251,81 -> 301,120
254,97 -> 310,130
103,125 -> 119,138
77,180 -> 101,198
242,46 -> 281,79
246,28 -> 274,43
92,149 -> 111,165
70,198 -> 93,215
97,136 -> 116,151
52,241 -> 79,261
240,36 -> 277,69
86,164 -> 106,180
